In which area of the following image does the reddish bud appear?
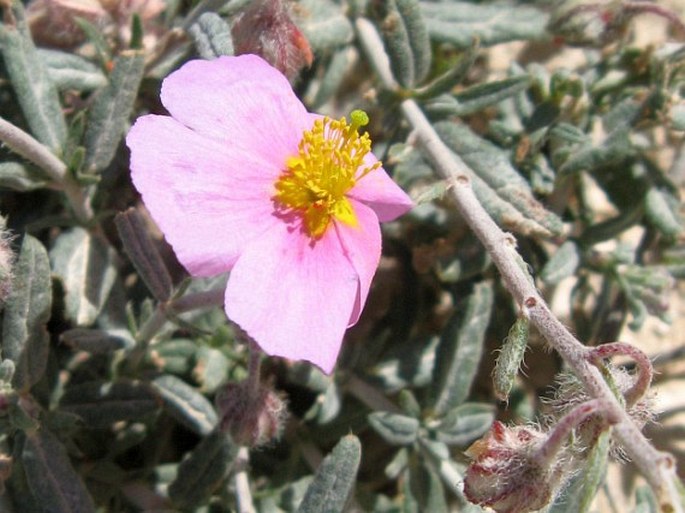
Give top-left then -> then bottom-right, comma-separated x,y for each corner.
464,421 -> 566,513
215,382 -> 287,447
231,0 -> 313,81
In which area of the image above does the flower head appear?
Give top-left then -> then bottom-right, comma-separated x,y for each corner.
126,55 -> 412,373
463,421 -> 567,513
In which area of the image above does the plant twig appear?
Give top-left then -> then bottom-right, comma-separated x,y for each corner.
0,116 -> 93,223
234,447 -> 256,513
355,16 -> 683,513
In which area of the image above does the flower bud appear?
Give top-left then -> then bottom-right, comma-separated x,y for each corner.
231,0 -> 313,81
215,381 -> 287,447
463,421 -> 566,513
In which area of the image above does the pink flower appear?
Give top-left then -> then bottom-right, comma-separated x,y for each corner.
126,55 -> 412,373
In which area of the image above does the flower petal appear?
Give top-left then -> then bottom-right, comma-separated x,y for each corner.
335,200 -> 382,326
127,114 -> 280,276
161,55 -> 310,169
224,219 -> 358,374
349,153 -> 413,222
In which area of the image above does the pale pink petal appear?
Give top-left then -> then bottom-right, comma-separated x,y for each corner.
349,153 -> 413,222
161,55 -> 310,169
334,200 -> 382,326
224,220 -> 359,374
127,115 -> 281,276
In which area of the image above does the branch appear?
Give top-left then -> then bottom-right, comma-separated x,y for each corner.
355,17 -> 683,513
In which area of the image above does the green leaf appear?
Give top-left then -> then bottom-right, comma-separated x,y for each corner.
60,380 -> 160,428
541,240 -> 581,285
1,235 -> 51,391
546,429 -> 610,512
421,2 -> 549,48
50,228 -> 118,326
38,49 -> 107,91
492,315 -> 529,401
0,0 -> 67,150
406,459 -> 448,513
168,431 -> 236,509
368,411 -> 420,445
373,0 -> 431,87
60,328 -> 134,354
634,485 -> 659,513
295,0 -> 353,53
426,75 -> 532,116
189,12 -> 234,59
0,162 -> 49,191
431,281 -> 493,416
152,375 -> 217,435
84,49 -> 145,173
431,403 -> 495,446
115,208 -> 173,302
645,188 -> 683,237
297,435 -> 361,513
434,121 -> 564,237
559,128 -> 634,175
20,429 -> 96,512
194,346 -> 229,394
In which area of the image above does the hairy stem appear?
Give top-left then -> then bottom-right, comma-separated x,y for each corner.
355,16 -> 683,512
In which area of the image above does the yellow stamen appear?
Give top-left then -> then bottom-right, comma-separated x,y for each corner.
273,110 -> 381,238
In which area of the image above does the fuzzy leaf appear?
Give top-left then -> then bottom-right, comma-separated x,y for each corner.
426,75 -> 531,116
406,459 -> 448,513
431,281 -> 493,416
1,235 -> 51,391
297,435 -> 361,513
168,431 -> 236,509
60,328 -> 134,354
0,162 -> 49,191
645,188 -> 683,237
295,0 -> 353,53
435,121 -> 564,237
84,50 -> 145,173
492,316 -> 529,401
421,1 -> 549,48
38,49 -> 107,91
374,0 -> 431,87
50,228 -> 118,326
0,0 -> 67,150
432,403 -> 495,446
541,240 -> 581,285
20,429 -> 96,512
368,411 -> 420,445
189,12 -> 234,59
152,375 -> 217,435
115,208 -> 173,302
60,380 -> 160,428
547,429 -> 610,512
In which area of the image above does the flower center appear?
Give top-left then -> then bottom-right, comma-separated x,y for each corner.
273,110 -> 381,238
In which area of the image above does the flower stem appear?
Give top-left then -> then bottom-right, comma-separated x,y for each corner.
233,447 -> 256,513
245,340 -> 263,404
355,16 -> 683,513
533,398 -> 610,468
0,116 -> 93,223
588,342 -> 653,407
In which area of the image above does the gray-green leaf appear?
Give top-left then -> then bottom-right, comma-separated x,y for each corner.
20,429 -> 96,513
0,0 -> 67,150
431,281 -> 493,416
84,49 -> 145,173
1,235 -> 51,391
152,375 -> 217,435
50,227 -> 118,326
297,435 -> 361,513
368,411 -> 420,446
